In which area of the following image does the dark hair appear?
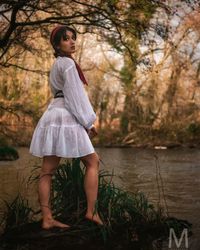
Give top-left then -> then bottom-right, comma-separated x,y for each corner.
50,26 -> 77,57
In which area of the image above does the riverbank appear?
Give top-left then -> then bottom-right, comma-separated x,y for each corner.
0,147 -> 199,249
1,123 -> 200,150
0,158 -> 192,250
94,141 -> 200,149
93,124 -> 200,149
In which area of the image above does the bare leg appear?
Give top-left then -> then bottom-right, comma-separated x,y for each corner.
38,155 -> 70,229
80,152 -> 103,225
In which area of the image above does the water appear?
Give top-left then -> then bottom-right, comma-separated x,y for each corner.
0,147 -> 199,249
96,147 -> 200,249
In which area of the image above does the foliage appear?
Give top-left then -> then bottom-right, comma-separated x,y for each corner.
186,122 -> 200,136
120,65 -> 134,88
0,136 -> 8,147
1,1 -> 200,147
1,194 -> 34,231
0,0 -> 160,63
39,159 -> 192,242
51,159 -> 87,220
0,146 -> 19,160
120,112 -> 129,134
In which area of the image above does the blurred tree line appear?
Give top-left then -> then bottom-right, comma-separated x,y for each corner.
0,0 -> 200,147
120,0 -> 200,146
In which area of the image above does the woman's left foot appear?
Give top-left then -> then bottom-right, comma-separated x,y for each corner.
85,213 -> 104,226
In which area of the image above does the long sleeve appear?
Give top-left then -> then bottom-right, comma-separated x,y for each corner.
62,63 -> 96,129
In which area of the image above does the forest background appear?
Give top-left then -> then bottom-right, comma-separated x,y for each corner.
1,0 -> 200,148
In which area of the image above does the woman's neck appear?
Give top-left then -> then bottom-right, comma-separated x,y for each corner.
57,50 -> 72,58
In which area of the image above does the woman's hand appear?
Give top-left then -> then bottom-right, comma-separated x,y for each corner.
86,126 -> 98,138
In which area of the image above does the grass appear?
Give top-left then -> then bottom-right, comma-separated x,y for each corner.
0,158 -> 192,249
1,194 -> 34,231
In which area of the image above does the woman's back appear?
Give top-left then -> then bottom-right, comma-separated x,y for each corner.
49,56 -> 75,95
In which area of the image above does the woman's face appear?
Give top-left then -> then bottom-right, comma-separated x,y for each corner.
57,30 -> 76,55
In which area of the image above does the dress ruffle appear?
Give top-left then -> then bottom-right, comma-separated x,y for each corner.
29,98 -> 95,158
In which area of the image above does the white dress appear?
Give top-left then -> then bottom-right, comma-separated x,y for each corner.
29,56 -> 96,158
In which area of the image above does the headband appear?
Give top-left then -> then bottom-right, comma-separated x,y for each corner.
50,25 -> 65,47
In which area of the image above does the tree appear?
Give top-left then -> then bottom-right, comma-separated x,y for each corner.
0,0 -> 162,68
121,0 -> 200,144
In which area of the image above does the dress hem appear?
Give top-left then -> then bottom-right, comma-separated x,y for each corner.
29,149 -> 95,159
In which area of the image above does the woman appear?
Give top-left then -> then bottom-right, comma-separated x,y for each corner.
29,25 -> 103,230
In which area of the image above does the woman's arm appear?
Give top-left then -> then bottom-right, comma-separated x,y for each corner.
62,62 -> 96,130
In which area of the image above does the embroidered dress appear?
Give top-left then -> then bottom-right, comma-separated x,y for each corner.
29,56 -> 96,158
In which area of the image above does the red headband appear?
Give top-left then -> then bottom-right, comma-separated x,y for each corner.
50,25 -> 65,46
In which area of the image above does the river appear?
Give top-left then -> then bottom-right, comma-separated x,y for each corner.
0,147 -> 199,249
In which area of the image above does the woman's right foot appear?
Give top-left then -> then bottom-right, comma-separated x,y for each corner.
42,217 -> 70,230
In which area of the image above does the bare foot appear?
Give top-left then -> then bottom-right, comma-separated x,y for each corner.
85,213 -> 104,226
42,217 -> 70,230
